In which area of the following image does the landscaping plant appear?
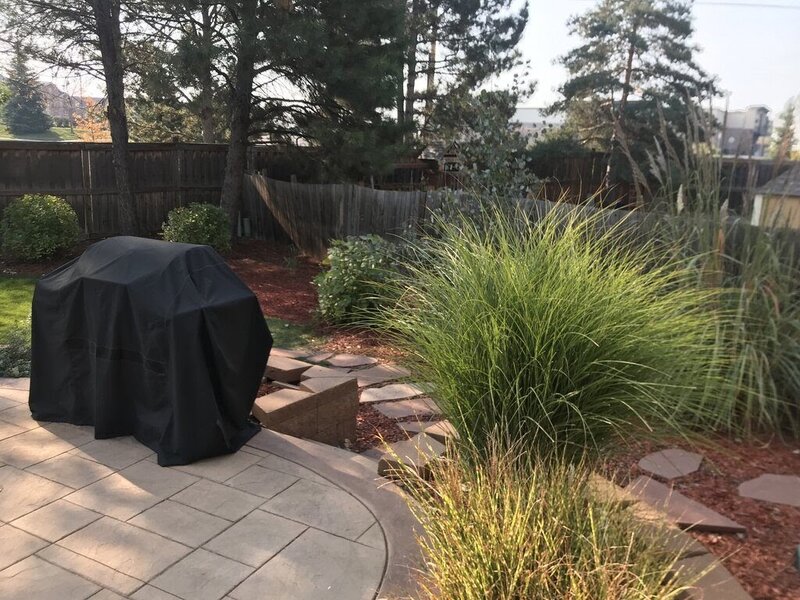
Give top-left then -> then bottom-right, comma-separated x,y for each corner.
0,194 -> 80,260
406,440 -> 689,600
0,317 -> 31,378
161,202 -> 231,252
380,206 -> 725,459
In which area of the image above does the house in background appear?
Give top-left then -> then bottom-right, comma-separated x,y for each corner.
751,164 -> 800,229
712,105 -> 772,157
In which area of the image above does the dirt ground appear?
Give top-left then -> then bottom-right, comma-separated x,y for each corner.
604,435 -> 800,600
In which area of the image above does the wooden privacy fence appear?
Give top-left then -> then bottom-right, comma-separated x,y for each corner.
0,141 -> 293,236
244,172 -> 435,257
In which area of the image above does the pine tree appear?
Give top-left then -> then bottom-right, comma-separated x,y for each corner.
399,0 -> 528,140
2,46 -> 52,134
771,101 -> 797,162
553,0 -> 716,202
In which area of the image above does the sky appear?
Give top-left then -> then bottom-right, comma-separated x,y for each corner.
519,0 -> 800,114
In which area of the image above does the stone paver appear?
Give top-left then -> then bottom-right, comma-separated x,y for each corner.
150,549 -> 253,600
270,348 -> 309,360
28,454 -> 116,489
0,377 -> 29,390
204,510 -> 306,567
230,528 -> 383,600
673,553 -> 751,600
262,479 -> 375,540
374,397 -> 440,419
12,499 -> 101,542
360,383 -> 426,403
399,420 -> 457,444
300,364 -> 353,379
0,524 -> 49,570
59,517 -> 191,580
0,465 -> 71,521
638,448 -> 703,480
0,377 -> 401,600
626,476 -> 745,534
356,365 -> 410,387
129,501 -> 230,547
225,464 -> 299,499
304,352 -> 333,363
738,474 -> 800,507
326,354 -> 379,368
0,555 -> 100,600
170,479 -> 264,521
378,433 -> 446,480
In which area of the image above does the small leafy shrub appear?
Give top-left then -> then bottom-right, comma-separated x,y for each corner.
0,318 -> 31,378
407,442 -> 688,599
161,203 -> 231,252
1,194 -> 80,260
315,235 -> 400,325
380,207 -> 726,460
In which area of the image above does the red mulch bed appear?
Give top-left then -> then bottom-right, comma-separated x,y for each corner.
351,404 -> 409,453
604,435 -> 800,600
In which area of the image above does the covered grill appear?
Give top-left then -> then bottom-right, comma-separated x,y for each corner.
29,236 -> 271,466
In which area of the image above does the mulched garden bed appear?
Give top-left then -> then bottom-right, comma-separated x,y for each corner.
603,434 -> 800,600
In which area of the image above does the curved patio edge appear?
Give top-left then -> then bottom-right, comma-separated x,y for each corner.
245,429 -> 425,600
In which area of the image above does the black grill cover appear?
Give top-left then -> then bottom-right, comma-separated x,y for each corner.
29,236 -> 272,466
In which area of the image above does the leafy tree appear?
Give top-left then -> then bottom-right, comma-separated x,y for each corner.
2,45 -> 52,134
0,81 -> 10,110
770,100 -> 797,162
553,0 -> 716,203
398,0 -> 528,140
74,98 -> 112,141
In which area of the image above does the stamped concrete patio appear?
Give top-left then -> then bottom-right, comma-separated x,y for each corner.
0,378 -> 421,600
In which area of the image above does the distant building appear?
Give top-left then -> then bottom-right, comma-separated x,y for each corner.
512,108 -> 565,143
751,164 -> 800,230
712,105 -> 772,157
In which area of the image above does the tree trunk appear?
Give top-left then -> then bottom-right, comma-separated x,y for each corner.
402,0 -> 421,137
604,33 -> 637,197
90,0 -> 138,235
198,4 -> 216,144
421,8 -> 438,133
219,0 -> 257,234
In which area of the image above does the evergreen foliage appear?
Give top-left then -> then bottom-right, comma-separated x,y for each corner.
553,0 -> 716,198
2,46 -> 52,134
771,101 -> 797,161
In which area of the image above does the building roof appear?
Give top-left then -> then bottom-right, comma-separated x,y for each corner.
757,164 -> 800,197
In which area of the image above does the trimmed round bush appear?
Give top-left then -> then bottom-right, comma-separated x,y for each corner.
161,203 -> 231,252
0,194 -> 80,260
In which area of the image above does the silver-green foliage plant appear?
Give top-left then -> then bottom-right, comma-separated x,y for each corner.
0,194 -> 80,260
161,202 -> 231,252
315,235 -> 399,325
0,318 -> 31,378
380,206 -> 725,459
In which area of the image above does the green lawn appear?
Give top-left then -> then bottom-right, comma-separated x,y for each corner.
0,277 -> 35,336
265,317 -> 326,350
0,123 -> 79,141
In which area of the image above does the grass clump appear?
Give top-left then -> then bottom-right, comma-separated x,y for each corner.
407,442 -> 688,600
380,206 -> 725,459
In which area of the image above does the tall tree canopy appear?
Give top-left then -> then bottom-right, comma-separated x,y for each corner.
771,100 -> 797,162
398,0 -> 528,141
2,45 -> 52,134
553,0 -> 715,202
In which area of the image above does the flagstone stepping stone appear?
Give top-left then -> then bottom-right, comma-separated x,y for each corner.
638,448 -> 703,480
356,365 -> 411,387
300,365 -> 353,379
738,474 -> 800,508
270,347 -> 309,359
625,476 -> 745,534
399,420 -> 457,445
305,352 -> 334,363
671,553 -> 751,600
360,384 -> 426,404
378,433 -> 446,480
374,398 -> 440,420
326,354 -> 379,368
266,355 -> 312,383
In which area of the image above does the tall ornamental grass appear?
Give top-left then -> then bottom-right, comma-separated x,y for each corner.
380,206 -> 726,458
407,442 -> 689,600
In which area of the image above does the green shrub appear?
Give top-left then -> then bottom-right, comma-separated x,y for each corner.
0,194 -> 80,260
161,203 -> 231,252
0,318 -> 31,378
314,235 -> 399,325
406,441 -> 689,600
379,207 -> 726,460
